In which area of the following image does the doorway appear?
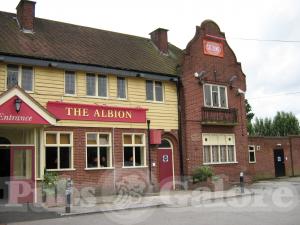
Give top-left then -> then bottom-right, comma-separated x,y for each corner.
274,149 -> 286,177
0,137 -> 11,203
158,139 -> 174,190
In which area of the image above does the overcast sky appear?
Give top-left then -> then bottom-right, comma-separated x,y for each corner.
2,0 -> 300,120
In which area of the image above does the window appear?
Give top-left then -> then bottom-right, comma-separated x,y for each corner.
86,133 -> 112,169
203,84 -> 227,108
117,77 -> 127,99
7,65 -> 34,91
248,145 -> 256,163
86,73 -> 108,97
146,80 -> 163,102
45,132 -> 73,170
65,71 -> 76,95
123,134 -> 146,167
202,134 -> 236,164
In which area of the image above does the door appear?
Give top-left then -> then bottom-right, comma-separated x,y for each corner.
9,146 -> 35,204
158,139 -> 174,190
274,149 -> 286,177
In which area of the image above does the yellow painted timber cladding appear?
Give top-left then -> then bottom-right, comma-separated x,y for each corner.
0,63 -> 178,129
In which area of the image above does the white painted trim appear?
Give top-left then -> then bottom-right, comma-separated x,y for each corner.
0,144 -> 35,147
145,80 -> 165,103
0,88 -> 56,125
84,167 -> 115,170
122,133 -> 146,167
248,145 -> 256,163
64,70 -> 77,96
203,83 -> 228,109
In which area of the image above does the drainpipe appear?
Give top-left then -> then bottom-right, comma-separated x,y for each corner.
176,79 -> 185,182
147,120 -> 152,185
289,136 -> 295,177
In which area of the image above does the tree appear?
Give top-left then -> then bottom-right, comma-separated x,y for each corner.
245,99 -> 255,135
251,111 -> 300,136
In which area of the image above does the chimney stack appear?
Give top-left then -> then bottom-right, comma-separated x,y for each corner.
16,0 -> 36,32
150,28 -> 169,54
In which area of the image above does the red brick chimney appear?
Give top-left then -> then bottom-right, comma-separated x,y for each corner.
16,0 -> 36,31
150,28 -> 169,54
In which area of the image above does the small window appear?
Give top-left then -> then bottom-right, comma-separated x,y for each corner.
86,73 -> 96,96
98,75 -> 107,97
7,65 -> 33,91
86,133 -> 112,169
45,132 -> 73,170
159,139 -> 171,148
248,145 -> 256,163
146,80 -> 164,102
203,84 -> 228,108
123,134 -> 146,167
65,71 -> 76,95
117,77 -> 127,99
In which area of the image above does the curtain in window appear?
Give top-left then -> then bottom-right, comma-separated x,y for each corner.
86,73 -> 96,96
65,71 -> 75,94
219,87 -> 227,107
212,86 -> 219,107
117,77 -> 126,98
204,85 -> 211,106
98,75 -> 107,97
155,81 -> 163,101
146,80 -> 154,100
7,65 -> 19,89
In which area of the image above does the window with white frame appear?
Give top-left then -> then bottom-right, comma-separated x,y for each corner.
146,80 -> 163,102
45,132 -> 73,170
203,84 -> 227,108
7,64 -> 34,91
248,145 -> 256,163
86,73 -> 108,97
123,134 -> 146,167
86,133 -> 112,168
65,71 -> 76,95
117,77 -> 127,99
202,134 -> 236,164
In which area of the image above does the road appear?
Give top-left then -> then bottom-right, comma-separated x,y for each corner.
5,177 -> 300,225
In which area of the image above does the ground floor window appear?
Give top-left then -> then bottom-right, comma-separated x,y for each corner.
45,132 -> 73,170
202,133 -> 236,164
86,133 -> 112,168
123,134 -> 146,167
248,145 -> 256,163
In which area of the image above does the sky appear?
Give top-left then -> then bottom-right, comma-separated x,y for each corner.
2,0 -> 300,120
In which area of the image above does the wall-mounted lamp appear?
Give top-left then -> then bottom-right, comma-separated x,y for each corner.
136,73 -> 145,78
15,97 -> 22,113
194,71 -> 207,84
237,88 -> 246,96
228,75 -> 237,88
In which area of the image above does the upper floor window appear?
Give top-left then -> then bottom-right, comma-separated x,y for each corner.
117,77 -> 127,99
7,64 -> 33,92
146,80 -> 163,102
65,71 -> 76,95
86,73 -> 108,97
204,84 -> 227,108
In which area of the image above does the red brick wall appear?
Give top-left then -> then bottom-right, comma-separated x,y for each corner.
17,0 -> 36,31
43,126 -> 180,194
180,20 -> 249,183
249,136 -> 300,180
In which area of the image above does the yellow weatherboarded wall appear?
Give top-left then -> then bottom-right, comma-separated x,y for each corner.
0,63 -> 178,130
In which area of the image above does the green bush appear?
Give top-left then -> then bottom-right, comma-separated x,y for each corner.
192,166 -> 213,183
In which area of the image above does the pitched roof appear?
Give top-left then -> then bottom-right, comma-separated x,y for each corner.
0,11 -> 183,76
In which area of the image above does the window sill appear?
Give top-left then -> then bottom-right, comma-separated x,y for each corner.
117,97 -> 128,101
203,162 -> 238,165
122,166 -> 148,169
84,95 -> 109,99
203,106 -> 229,110
64,94 -> 77,97
84,167 -> 114,170
249,162 -> 256,164
146,100 -> 164,104
46,168 -> 76,172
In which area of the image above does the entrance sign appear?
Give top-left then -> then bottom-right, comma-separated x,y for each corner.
203,40 -> 224,58
0,96 -> 49,124
47,101 -> 147,123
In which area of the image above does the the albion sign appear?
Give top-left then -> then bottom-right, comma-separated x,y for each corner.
47,101 -> 147,123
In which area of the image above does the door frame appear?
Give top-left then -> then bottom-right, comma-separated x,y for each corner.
0,144 -> 35,203
158,139 -> 175,190
273,149 -> 286,177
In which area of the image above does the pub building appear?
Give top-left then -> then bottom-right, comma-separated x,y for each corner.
0,0 -> 253,204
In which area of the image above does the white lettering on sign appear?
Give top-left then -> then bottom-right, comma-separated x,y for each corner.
203,40 -> 224,57
0,113 -> 33,122
277,157 -> 281,162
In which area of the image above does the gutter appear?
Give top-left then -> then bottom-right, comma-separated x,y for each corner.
0,54 -> 178,82
289,136 -> 295,176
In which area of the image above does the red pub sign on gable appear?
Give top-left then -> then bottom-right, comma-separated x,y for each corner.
47,101 -> 147,123
203,40 -> 224,58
